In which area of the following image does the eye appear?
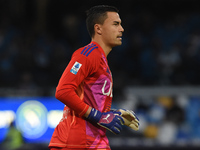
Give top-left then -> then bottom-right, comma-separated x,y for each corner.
113,21 -> 120,26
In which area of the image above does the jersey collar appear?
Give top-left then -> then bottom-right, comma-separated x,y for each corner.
90,41 -> 107,58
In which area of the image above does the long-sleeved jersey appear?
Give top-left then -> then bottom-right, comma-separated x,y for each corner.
49,41 -> 113,149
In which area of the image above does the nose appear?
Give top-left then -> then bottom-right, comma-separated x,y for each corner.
120,25 -> 124,32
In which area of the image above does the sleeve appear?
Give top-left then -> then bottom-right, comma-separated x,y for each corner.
55,51 -> 98,117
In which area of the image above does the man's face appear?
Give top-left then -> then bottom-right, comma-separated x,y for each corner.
100,12 -> 124,48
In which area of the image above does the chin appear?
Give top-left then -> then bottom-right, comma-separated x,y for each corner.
116,41 -> 122,46
110,41 -> 122,48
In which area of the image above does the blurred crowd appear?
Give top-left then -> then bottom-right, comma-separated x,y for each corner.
112,93 -> 200,147
0,0 -> 200,93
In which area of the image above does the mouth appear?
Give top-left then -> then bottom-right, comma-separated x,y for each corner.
117,35 -> 122,40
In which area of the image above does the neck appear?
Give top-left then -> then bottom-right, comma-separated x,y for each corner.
91,38 -> 112,57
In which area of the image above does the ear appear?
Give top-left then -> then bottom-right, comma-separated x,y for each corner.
94,24 -> 102,35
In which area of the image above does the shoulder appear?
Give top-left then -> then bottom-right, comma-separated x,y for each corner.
73,43 -> 101,61
71,43 -> 101,75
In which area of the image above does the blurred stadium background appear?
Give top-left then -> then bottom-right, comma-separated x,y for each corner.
0,0 -> 200,150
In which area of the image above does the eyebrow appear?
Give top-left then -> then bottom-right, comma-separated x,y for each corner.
113,21 -> 121,24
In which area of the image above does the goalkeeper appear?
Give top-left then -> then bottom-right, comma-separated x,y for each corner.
49,5 -> 139,150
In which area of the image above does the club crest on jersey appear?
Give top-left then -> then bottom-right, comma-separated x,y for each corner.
70,61 -> 82,75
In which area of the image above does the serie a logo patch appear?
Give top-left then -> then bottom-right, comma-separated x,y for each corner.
70,61 -> 82,75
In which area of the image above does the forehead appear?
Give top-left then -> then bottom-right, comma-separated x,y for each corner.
104,12 -> 121,23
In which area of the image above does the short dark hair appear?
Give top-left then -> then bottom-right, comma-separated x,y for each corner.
86,5 -> 119,38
